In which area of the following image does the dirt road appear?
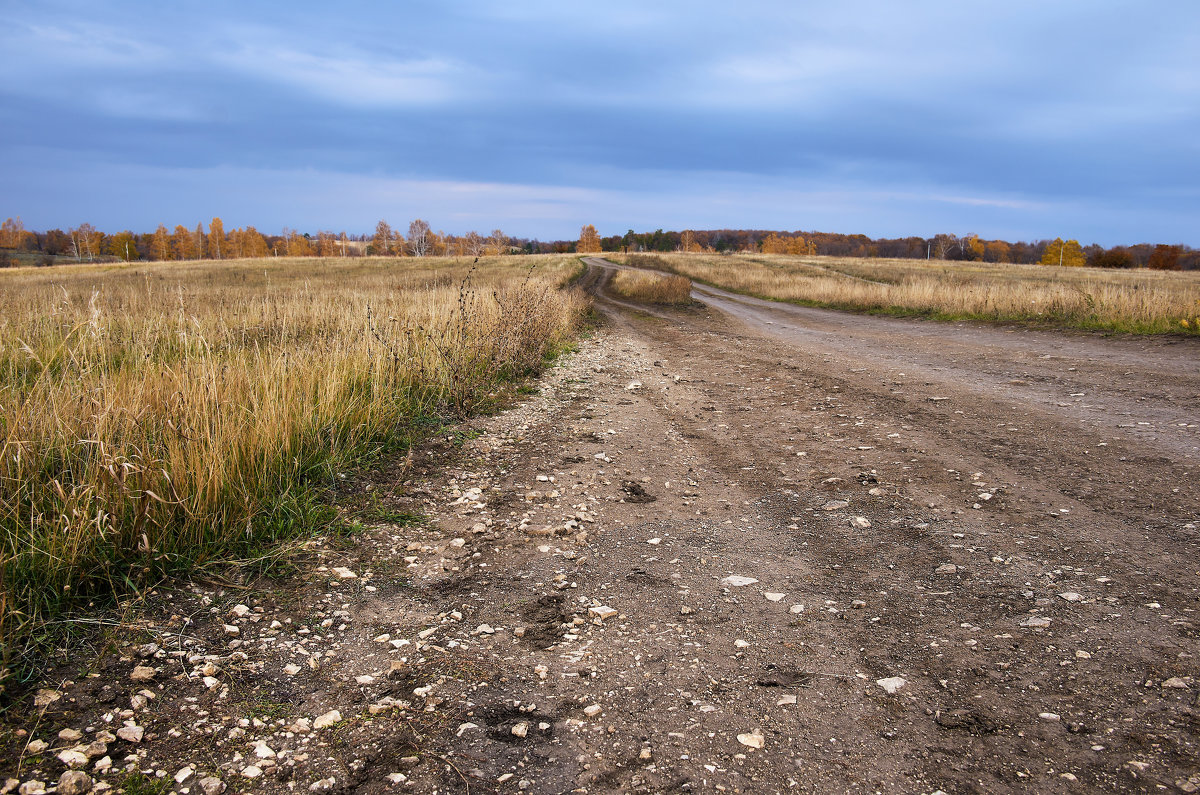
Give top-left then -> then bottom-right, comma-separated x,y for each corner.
10,258 -> 1200,794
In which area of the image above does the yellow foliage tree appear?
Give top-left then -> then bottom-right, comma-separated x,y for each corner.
208,217 -> 225,259
486,229 -> 508,256
578,224 -> 602,253
760,233 -> 787,254
680,229 -> 700,253
151,225 -> 170,260
171,225 -> 196,260
1040,238 -> 1086,267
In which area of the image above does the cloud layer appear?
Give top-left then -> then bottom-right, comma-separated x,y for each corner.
2,0 -> 1197,245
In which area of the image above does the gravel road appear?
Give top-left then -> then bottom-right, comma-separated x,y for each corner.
8,258 -> 1199,795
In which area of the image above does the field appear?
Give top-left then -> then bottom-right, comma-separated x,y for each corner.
608,267 -> 693,305
0,255 -> 586,677
615,252 -> 1200,334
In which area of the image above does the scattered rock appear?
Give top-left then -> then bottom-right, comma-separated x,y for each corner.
764,592 -> 785,602
736,730 -> 765,749
1039,712 -> 1061,722
821,500 -> 849,511
588,605 -> 618,621
331,567 -> 358,579
1019,616 -> 1052,628
241,765 -> 263,779
876,676 -> 907,694
116,725 -> 144,743
56,772 -> 91,795
721,575 -> 759,587
56,749 -> 88,768
1058,591 -> 1084,602
57,729 -> 82,742
1163,677 -> 1190,689
313,710 -> 342,729
511,722 -> 529,738
935,563 -> 958,574
130,665 -> 157,682
197,777 -> 226,795
583,704 -> 603,717
849,516 -> 871,529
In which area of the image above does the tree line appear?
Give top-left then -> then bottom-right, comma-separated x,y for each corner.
1,215 -> 1194,270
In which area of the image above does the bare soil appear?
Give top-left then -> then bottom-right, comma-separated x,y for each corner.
6,258 -> 1200,795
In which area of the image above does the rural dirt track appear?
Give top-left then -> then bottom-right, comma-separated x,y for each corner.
10,258 -> 1200,795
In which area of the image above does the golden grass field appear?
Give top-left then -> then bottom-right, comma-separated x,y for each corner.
0,255 -> 587,680
617,253 -> 1200,334
609,268 -> 693,305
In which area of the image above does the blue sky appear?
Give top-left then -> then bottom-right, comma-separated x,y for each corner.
3,1 -> 1197,246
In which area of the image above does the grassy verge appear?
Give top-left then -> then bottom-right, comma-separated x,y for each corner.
609,268 -> 693,305
0,255 -> 588,688
615,253 -> 1200,335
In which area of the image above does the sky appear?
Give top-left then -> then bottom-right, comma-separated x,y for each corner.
2,1 -> 1197,246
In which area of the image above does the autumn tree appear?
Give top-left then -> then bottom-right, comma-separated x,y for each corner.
171,225 -> 196,260
151,225 -> 170,260
193,222 -> 205,259
578,224 -> 602,253
70,223 -> 101,261
1148,244 -> 1182,271
316,231 -> 338,257
407,219 -> 432,256
984,240 -> 1011,263
371,220 -> 397,255
0,217 -> 27,249
680,229 -> 699,253
1040,238 -> 1085,267
107,231 -> 139,261
229,226 -> 268,258
486,229 -> 508,256
208,217 -> 225,259
461,230 -> 485,256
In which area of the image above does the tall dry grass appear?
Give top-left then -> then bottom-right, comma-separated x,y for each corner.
609,268 -> 693,305
0,255 -> 587,683
615,253 -> 1200,334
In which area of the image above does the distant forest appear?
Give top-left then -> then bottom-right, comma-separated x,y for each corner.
1,216 -> 1195,270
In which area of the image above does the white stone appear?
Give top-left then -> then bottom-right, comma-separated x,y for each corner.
1058,591 -> 1084,602
720,575 -> 759,587
734,639 -> 750,649
223,624 -> 240,636
510,722 -> 529,738
764,592 -> 785,602
876,677 -> 907,694
253,741 -> 276,759
1039,712 -> 1061,722
1163,677 -> 1190,689
197,776 -> 226,795
230,604 -> 251,617
174,767 -> 195,784
331,567 -> 358,579
583,704 -> 603,717
1020,616 -> 1052,628
56,750 -> 89,768
789,604 -> 805,614
313,710 -> 342,729
935,563 -> 958,574
736,730 -> 765,749
849,516 -> 871,529
588,605 -> 618,621
116,725 -> 144,743
241,766 -> 263,779
475,623 -> 495,635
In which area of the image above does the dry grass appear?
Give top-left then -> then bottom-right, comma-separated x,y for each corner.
609,268 -> 693,305
0,255 -> 587,681
614,253 -> 1200,334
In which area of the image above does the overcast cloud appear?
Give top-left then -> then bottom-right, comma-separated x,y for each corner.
2,0 -> 1197,245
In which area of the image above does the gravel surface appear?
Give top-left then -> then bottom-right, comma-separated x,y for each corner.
5,259 -> 1199,794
